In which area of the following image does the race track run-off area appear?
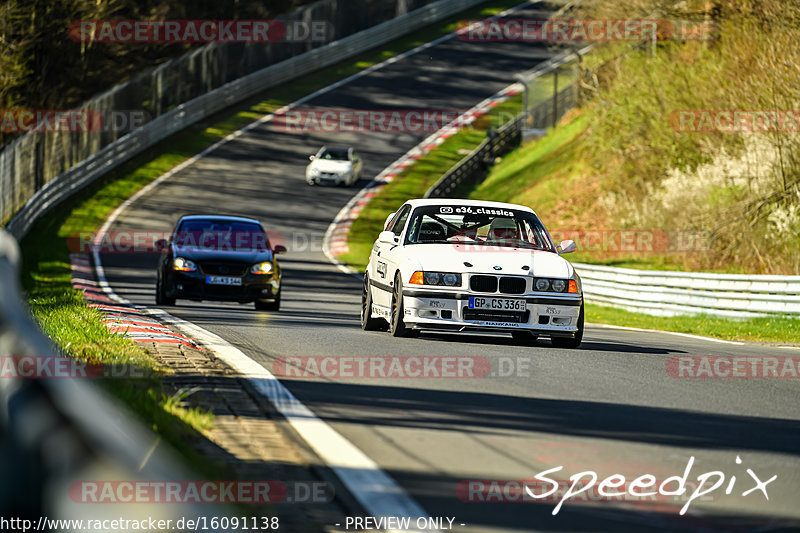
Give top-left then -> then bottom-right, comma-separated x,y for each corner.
94,8 -> 800,533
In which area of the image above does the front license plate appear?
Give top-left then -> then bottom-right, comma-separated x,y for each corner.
206,275 -> 242,286
468,297 -> 526,311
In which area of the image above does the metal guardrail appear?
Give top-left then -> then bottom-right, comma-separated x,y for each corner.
424,46 -> 591,199
574,262 -> 800,318
5,0 -> 487,240
0,228 -> 229,525
425,114 -> 524,198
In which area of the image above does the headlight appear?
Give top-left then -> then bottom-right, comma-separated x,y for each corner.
251,262 -> 273,275
173,257 -> 197,272
308,167 -> 320,176
533,278 -> 579,293
409,271 -> 461,286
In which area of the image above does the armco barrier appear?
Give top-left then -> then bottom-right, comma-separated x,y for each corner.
4,0 -> 487,240
0,228 -> 229,524
424,45 -> 591,199
574,262 -> 800,318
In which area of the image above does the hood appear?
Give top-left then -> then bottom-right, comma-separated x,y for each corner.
405,243 -> 573,278
172,244 -> 273,264
310,159 -> 352,173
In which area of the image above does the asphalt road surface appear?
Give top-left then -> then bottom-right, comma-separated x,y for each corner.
98,7 -> 800,532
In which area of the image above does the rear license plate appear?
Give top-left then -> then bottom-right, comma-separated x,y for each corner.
468,297 -> 525,311
206,275 -> 242,286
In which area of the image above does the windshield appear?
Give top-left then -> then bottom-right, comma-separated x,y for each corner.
174,219 -> 269,251
405,205 -> 555,251
319,148 -> 349,161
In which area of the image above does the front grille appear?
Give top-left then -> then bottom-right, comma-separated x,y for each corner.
199,262 -> 249,276
470,275 -> 498,292
463,308 -> 530,323
499,276 -> 526,294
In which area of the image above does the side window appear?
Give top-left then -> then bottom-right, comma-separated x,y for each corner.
388,205 -> 411,235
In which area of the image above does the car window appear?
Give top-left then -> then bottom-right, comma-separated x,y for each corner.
174,220 -> 269,251
320,148 -> 349,161
405,205 -> 554,251
388,205 -> 411,235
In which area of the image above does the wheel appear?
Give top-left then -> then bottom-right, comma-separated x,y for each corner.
512,331 -> 538,344
551,302 -> 584,348
255,288 -> 281,311
390,274 -> 412,337
361,274 -> 385,331
156,275 -> 175,306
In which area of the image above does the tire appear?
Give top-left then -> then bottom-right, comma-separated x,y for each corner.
512,331 -> 538,343
551,302 -> 584,349
156,275 -> 175,306
255,288 -> 281,311
361,275 -> 385,331
390,274 -> 412,337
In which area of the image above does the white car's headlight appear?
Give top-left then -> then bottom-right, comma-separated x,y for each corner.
173,257 -> 197,272
251,262 -> 273,275
409,271 -> 462,286
533,278 -> 579,293
308,167 -> 320,176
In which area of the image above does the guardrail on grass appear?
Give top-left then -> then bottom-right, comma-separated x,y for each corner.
424,45 -> 591,199
574,262 -> 800,318
0,228 -> 229,525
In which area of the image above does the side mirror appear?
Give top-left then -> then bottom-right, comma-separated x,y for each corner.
384,212 -> 396,230
309,155 -> 315,161
558,239 -> 577,254
378,231 -> 398,245
273,244 -> 287,254
155,239 -> 169,252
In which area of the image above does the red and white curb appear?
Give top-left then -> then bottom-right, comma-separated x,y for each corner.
322,82 -> 522,273
70,253 -> 201,349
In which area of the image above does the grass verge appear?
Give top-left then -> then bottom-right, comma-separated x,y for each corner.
586,304 -> 800,344
18,0 -> 524,472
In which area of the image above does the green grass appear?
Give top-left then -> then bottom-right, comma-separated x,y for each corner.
338,95 -> 524,271
17,0 -> 524,473
587,304 -> 800,344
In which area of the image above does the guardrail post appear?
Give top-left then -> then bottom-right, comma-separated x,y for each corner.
552,68 -> 559,128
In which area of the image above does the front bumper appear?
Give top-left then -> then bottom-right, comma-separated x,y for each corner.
166,271 -> 279,303
307,173 -> 349,185
401,288 -> 582,336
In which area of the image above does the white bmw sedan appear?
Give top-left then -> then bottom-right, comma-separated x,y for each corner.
361,199 -> 584,347
306,146 -> 362,186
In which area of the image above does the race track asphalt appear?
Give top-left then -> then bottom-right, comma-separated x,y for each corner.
98,7 -> 800,532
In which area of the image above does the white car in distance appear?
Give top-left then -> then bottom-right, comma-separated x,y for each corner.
361,199 -> 584,347
306,146 -> 363,186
